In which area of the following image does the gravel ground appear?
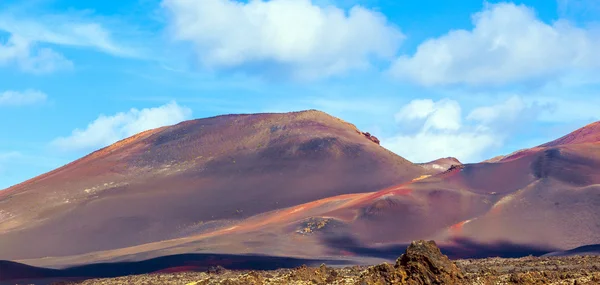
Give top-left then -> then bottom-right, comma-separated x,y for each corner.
51,253 -> 600,284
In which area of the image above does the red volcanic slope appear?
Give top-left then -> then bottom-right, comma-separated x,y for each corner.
241,122 -> 600,253
489,121 -> 600,163
437,122 -> 600,250
139,121 -> 600,258
0,110 -> 426,261
540,121 -> 600,147
4,114 -> 600,270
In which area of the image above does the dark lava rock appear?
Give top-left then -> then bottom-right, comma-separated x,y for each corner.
360,263 -> 408,284
360,240 -> 464,284
288,264 -> 339,284
207,265 -> 226,274
443,164 -> 465,174
361,132 -> 381,145
397,240 -> 464,285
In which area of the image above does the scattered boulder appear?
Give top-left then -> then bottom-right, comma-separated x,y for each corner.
295,217 -> 332,235
362,132 -> 381,145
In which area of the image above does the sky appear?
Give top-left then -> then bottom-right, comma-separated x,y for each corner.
1,0 -> 600,189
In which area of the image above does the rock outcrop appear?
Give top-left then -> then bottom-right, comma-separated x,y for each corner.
360,240 -> 464,284
361,132 -> 381,145
442,164 -> 465,174
398,240 -> 464,284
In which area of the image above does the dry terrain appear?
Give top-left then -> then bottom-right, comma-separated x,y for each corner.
27,241 -> 600,285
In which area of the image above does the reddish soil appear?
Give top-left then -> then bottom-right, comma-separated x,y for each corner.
541,121 -> 600,147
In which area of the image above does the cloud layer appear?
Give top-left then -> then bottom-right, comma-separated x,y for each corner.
52,102 -> 192,152
162,0 -> 403,79
382,96 -> 544,162
389,2 -> 600,86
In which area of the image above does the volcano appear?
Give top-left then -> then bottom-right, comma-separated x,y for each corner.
1,111 -> 600,274
0,110 -> 426,261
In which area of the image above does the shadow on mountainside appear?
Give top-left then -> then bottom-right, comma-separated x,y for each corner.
0,253 -> 352,284
322,235 -> 557,260
543,244 -> 600,257
0,238 -> 563,284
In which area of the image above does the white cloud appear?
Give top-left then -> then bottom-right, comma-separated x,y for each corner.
384,132 -> 498,163
528,95 -> 600,123
161,0 -> 403,79
0,89 -> 47,106
467,96 -> 527,125
389,2 -> 600,86
52,102 -> 192,152
0,14 -> 133,56
0,35 -> 73,73
0,12 -> 134,57
0,9 -> 137,73
394,99 -> 462,132
382,96 -> 541,162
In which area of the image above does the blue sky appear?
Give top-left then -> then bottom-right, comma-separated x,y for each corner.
1,0 -> 599,189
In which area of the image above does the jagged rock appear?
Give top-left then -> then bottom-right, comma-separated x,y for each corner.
359,240 -> 464,284
288,264 -> 338,284
443,164 -> 465,174
359,263 -> 408,284
397,240 -> 464,285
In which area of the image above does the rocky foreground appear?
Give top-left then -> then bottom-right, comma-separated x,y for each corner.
53,241 -> 600,285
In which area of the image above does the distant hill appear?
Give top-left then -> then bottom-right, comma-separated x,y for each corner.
543,244 -> 600,257
417,157 -> 462,174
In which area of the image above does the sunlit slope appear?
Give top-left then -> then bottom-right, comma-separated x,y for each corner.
0,110 -> 426,260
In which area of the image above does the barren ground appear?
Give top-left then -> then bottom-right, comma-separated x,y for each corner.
45,255 -> 600,285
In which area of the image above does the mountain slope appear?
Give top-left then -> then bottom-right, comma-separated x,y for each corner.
133,121 -> 600,260
0,110 -> 426,261
4,114 -> 600,269
434,123 -> 600,250
540,121 -> 600,147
